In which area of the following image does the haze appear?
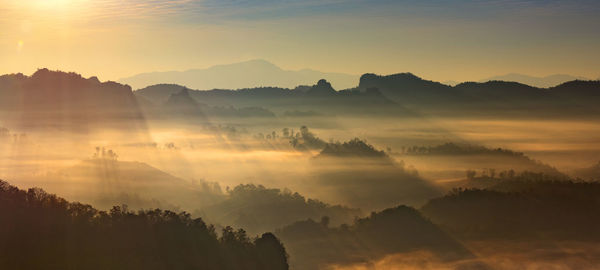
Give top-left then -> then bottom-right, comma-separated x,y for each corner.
2,0 -> 599,83
2,1 -> 600,270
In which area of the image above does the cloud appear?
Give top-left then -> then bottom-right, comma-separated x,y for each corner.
3,0 -> 599,26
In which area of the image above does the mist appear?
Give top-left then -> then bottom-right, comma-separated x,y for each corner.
1,68 -> 599,270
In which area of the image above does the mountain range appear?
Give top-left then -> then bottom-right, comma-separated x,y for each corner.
135,78 -> 400,117
119,59 -> 595,91
118,59 -> 359,90
481,73 -> 590,88
0,68 -> 598,131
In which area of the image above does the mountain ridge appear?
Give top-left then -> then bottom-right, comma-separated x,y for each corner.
481,73 -> 590,88
0,68 -> 146,130
119,59 -> 359,90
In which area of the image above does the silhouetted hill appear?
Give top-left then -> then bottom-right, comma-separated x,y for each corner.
41,155 -> 224,211
200,184 -> 361,235
401,142 -> 566,179
0,69 -> 145,130
482,73 -> 589,88
135,79 -> 400,116
422,178 -> 600,240
119,59 -> 358,90
312,138 -> 441,210
0,180 -> 289,270
455,80 -> 543,99
549,80 -> 600,99
360,72 -> 452,90
277,205 -> 471,269
138,86 -> 276,120
357,72 -> 459,104
134,84 -> 183,104
355,73 -> 600,117
456,170 -> 570,190
317,138 -> 390,160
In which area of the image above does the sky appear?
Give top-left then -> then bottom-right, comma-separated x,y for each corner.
1,0 -> 599,83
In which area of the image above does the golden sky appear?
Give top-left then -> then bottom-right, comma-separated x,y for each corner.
1,0 -> 599,82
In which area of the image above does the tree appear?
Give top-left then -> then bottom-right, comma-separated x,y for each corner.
255,233 -> 289,270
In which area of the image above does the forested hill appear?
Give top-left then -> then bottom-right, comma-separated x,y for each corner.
134,79 -> 399,115
356,73 -> 600,116
134,72 -> 600,118
0,180 -> 289,270
0,69 -> 146,130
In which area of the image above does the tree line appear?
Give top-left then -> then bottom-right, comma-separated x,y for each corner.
0,180 -> 288,270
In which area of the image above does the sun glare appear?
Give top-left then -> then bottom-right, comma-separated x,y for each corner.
18,0 -> 86,13
31,0 -> 75,8
16,40 -> 24,52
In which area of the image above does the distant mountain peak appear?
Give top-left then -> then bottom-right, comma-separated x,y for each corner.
241,59 -> 279,67
211,59 -> 282,71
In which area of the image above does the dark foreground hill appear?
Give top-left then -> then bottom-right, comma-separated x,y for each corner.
277,205 -> 471,270
422,177 -> 600,240
0,69 -> 146,130
0,180 -> 288,270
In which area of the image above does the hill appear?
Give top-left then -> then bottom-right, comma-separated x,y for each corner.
400,142 -> 566,184
312,138 -> 441,210
277,205 -> 471,270
357,72 -> 458,105
137,86 -> 276,120
0,69 -> 145,130
200,184 -> 361,235
482,73 -> 589,88
40,154 -> 224,211
421,177 -> 600,240
133,71 -> 600,118
355,73 -> 600,117
317,138 -> 390,160
135,79 -> 399,116
0,179 -> 288,270
161,87 -> 208,121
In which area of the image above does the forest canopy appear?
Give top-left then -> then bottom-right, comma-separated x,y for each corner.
0,180 -> 289,270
